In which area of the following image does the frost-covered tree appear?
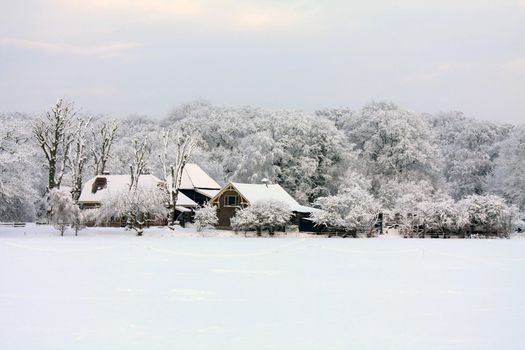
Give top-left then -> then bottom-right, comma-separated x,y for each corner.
312,185 -> 381,236
129,137 -> 150,190
418,197 -> 459,235
0,113 -> 43,221
91,120 -> 118,175
315,107 -> 354,132
457,195 -> 518,237
388,184 -> 452,237
68,118 -> 91,201
158,128 -> 197,227
165,103 -> 348,203
194,202 -> 218,231
231,200 -> 292,236
97,186 -> 168,236
347,102 -> 439,196
105,116 -> 159,175
48,188 -> 81,236
33,99 -> 76,190
428,111 -> 512,199
488,125 -> 525,210
230,206 -> 258,234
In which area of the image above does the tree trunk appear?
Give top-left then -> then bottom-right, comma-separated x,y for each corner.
48,163 -> 56,190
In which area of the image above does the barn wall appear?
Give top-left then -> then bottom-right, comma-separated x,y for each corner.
215,189 -> 245,228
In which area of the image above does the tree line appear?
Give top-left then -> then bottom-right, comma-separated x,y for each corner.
0,99 -> 523,235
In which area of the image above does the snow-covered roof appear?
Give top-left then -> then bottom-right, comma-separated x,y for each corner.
175,206 -> 192,213
295,205 -> 320,214
78,174 -> 197,207
171,192 -> 198,207
195,188 -> 220,199
214,182 -> 317,213
167,164 -> 221,190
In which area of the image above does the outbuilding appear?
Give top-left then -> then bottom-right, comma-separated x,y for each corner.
210,182 -> 317,229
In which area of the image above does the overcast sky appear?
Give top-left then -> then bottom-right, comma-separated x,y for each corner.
1,0 -> 524,123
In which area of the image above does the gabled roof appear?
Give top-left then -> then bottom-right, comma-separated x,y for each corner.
211,182 -> 317,213
78,174 -> 197,207
167,163 -> 221,190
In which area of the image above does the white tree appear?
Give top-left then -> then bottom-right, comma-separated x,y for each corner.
429,111 -> 511,199
194,202 -> 218,232
417,197 -> 459,236
457,194 -> 518,237
347,102 -> 440,196
489,125 -> 525,211
231,200 -> 292,236
68,117 -> 91,201
387,180 -> 436,237
48,188 -> 81,236
1,113 -> 43,221
33,99 -> 75,190
312,185 -> 381,236
97,186 -> 168,236
230,206 -> 258,234
129,137 -> 150,190
158,128 -> 197,227
91,120 -> 118,175
168,103 -> 348,203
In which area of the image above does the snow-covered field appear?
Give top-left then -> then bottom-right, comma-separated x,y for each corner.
1,225 -> 525,350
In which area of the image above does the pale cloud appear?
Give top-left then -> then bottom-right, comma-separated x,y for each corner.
404,63 -> 465,82
232,8 -> 303,31
502,58 -> 525,74
0,38 -> 140,58
60,0 -> 316,32
405,59 -> 525,83
84,87 -> 120,97
64,0 -> 201,19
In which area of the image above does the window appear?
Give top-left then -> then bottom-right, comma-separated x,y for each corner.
225,195 -> 239,207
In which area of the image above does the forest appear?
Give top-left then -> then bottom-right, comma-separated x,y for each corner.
0,99 -> 524,235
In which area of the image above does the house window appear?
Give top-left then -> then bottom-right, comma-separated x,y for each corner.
225,195 -> 239,207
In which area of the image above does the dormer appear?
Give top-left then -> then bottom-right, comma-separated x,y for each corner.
91,177 -> 107,193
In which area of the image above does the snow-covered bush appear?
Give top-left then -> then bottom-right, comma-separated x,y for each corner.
418,198 -> 460,235
48,188 -> 81,236
312,185 -> 380,236
230,207 -> 257,234
97,186 -> 168,236
457,195 -> 518,238
387,182 -> 453,237
230,200 -> 292,236
194,202 -> 218,231
80,208 -> 99,226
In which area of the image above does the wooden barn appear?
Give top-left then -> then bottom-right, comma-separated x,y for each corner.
209,182 -> 317,230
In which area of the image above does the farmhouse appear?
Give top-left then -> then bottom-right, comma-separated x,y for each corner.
210,182 -> 317,229
78,174 -> 198,226
166,164 -> 221,205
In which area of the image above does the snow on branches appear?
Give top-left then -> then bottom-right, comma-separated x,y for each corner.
312,185 -> 380,236
97,186 -> 167,236
33,99 -> 76,190
48,188 -> 81,236
194,202 -> 218,232
457,195 -> 518,238
231,200 -> 292,236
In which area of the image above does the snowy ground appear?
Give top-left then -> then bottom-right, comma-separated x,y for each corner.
1,225 -> 525,350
